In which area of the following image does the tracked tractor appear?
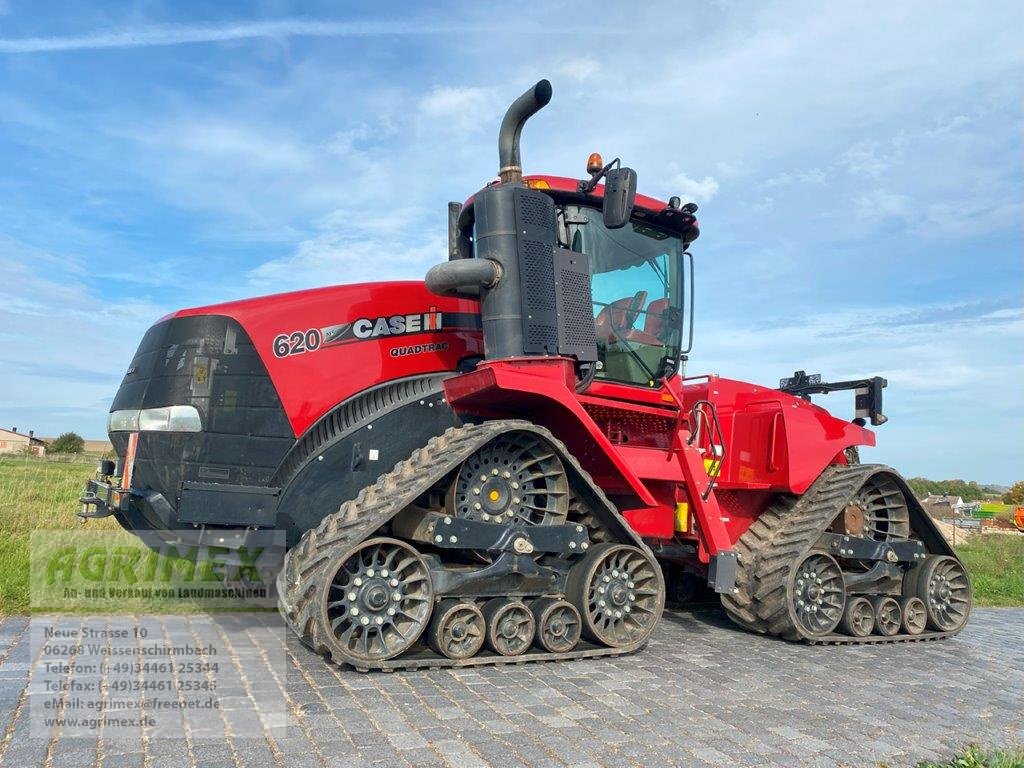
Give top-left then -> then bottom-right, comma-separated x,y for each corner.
81,79 -> 972,670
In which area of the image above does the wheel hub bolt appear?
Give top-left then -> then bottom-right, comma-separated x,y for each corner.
367,569 -> 375,577
361,616 -> 370,625
392,592 -> 402,602
389,578 -> 399,587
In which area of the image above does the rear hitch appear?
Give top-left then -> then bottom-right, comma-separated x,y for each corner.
779,370 -> 888,426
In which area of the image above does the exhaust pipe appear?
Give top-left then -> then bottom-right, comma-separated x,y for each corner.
497,79 -> 552,184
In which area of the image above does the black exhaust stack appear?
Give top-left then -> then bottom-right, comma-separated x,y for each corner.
426,79 -> 597,364
497,79 -> 552,184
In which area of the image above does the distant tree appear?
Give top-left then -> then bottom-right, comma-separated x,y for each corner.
1003,482 -> 1024,506
49,432 -> 85,454
907,477 -> 992,502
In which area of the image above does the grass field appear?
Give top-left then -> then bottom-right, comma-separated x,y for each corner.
917,745 -> 1024,768
0,455 -> 266,614
1,454 -> 1022,615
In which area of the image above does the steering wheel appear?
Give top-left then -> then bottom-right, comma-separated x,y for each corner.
614,291 -> 648,335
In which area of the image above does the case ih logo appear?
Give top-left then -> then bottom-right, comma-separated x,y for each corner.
328,309 -> 443,344
272,308 -> 478,358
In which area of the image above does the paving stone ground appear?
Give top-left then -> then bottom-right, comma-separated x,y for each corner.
0,607 -> 1020,768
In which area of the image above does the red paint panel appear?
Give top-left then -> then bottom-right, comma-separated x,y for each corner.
172,281 -> 483,436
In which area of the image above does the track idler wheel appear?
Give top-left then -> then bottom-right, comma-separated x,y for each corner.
840,596 -> 875,637
906,555 -> 972,632
530,597 -> 581,653
482,599 -> 535,656
566,543 -> 664,648
319,537 -> 433,666
898,596 -> 927,635
427,600 -> 485,660
789,552 -> 845,637
871,596 -> 902,636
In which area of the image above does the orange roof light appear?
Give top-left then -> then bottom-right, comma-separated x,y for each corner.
525,178 -> 550,189
587,152 -> 604,174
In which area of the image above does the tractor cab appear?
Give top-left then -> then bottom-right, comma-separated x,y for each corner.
436,168 -> 699,392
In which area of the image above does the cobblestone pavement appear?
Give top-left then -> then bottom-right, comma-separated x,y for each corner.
0,607 -> 1020,768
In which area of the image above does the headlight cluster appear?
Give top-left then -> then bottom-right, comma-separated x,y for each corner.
107,406 -> 203,433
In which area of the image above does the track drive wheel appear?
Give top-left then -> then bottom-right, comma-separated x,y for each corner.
906,555 -> 972,632
839,596 -> 875,637
427,600 -> 485,660
531,597 -> 582,653
566,543 -> 664,648
319,537 -> 433,666
789,552 -> 845,637
898,596 -> 927,635
872,596 -> 902,636
482,599 -> 535,656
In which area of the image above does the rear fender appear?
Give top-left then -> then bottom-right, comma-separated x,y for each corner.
444,359 -> 658,507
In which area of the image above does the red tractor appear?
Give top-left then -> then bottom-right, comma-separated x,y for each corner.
82,79 -> 971,670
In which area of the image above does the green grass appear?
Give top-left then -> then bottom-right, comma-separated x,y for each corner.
916,745 -> 1024,767
956,534 -> 1024,607
0,455 -> 266,615
2,453 -> 1022,614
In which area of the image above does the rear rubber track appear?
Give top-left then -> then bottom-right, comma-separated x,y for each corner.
277,419 -> 658,671
722,464 -> 964,645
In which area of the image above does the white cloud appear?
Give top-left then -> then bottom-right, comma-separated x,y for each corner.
0,19 -> 492,54
418,86 -> 498,132
841,141 -> 896,178
670,172 -> 719,203
0,237 -> 165,438
557,57 -> 600,81
764,168 -> 827,187
855,189 -> 911,219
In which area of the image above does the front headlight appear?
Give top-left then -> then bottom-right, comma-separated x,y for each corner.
108,409 -> 140,432
108,406 -> 202,433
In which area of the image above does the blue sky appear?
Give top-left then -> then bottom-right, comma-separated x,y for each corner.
0,2 -> 1021,483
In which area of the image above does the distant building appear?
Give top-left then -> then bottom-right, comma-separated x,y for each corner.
921,493 -> 969,518
0,427 -> 47,456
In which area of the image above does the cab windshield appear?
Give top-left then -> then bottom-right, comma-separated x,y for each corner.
563,204 -> 685,387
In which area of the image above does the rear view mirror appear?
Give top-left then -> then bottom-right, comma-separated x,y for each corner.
602,167 -> 637,229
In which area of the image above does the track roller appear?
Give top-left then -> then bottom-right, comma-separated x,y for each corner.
840,596 -> 875,637
871,596 -> 902,636
427,600 -> 485,660
482,599 -> 535,656
789,552 -> 845,637
566,543 -> 664,648
530,597 -> 581,653
898,596 -> 927,635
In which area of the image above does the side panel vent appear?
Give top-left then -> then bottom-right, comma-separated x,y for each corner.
514,187 -> 558,355
554,249 -> 598,362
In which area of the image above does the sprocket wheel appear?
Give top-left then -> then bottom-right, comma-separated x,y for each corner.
320,537 -> 433,665
448,432 -> 569,526
843,474 -> 911,541
566,543 -> 664,648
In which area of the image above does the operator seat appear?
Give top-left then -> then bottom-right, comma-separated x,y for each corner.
594,291 -> 648,344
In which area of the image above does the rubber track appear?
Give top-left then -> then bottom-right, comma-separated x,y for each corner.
277,420 -> 658,671
721,464 -> 965,645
